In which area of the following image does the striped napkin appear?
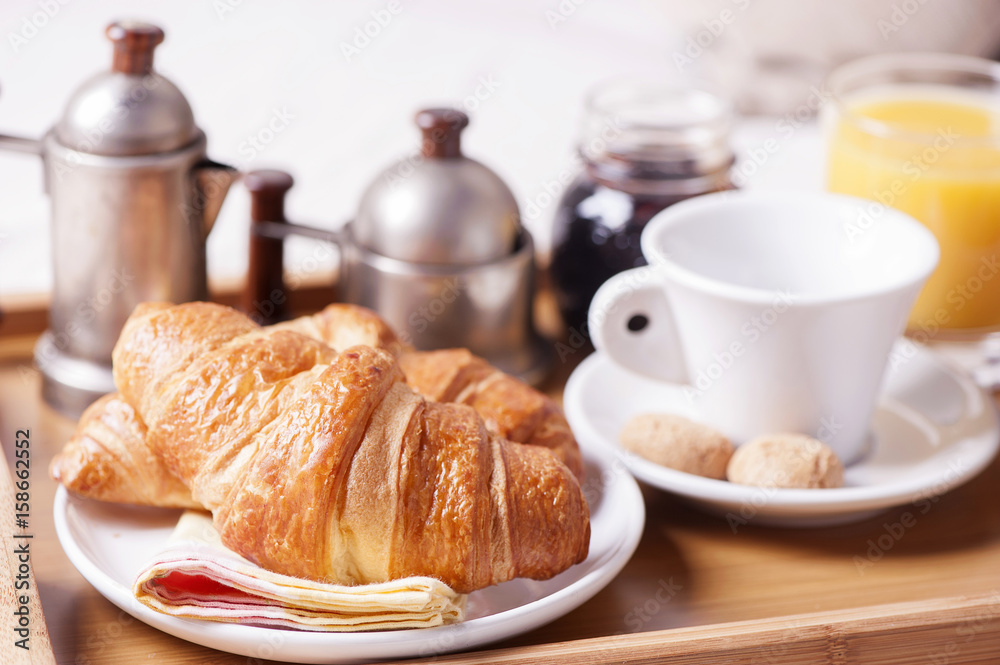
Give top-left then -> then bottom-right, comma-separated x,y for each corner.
132,511 -> 466,631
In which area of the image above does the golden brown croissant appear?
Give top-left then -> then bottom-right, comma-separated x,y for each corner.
53,304 -> 582,507
270,302 -> 409,359
51,393 -> 201,509
399,349 -> 583,479
277,304 -> 582,477
104,302 -> 589,592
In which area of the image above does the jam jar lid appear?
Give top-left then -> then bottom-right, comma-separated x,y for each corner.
353,108 -> 520,265
579,78 -> 735,187
55,21 -> 200,156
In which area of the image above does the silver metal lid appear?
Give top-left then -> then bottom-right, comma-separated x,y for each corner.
55,22 -> 198,156
353,108 -> 520,265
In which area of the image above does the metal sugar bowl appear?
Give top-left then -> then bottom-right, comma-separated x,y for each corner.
346,108 -> 553,383
244,108 -> 552,384
0,22 -> 237,416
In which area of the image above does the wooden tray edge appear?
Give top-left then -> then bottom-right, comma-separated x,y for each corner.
390,593 -> 1000,665
0,280 -> 337,338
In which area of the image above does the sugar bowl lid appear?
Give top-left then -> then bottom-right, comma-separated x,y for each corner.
55,21 -> 199,156
353,108 -> 520,265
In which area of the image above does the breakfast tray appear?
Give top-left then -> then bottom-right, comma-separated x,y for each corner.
3,295 -> 1000,665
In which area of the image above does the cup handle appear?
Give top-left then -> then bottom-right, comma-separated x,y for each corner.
588,266 -> 688,383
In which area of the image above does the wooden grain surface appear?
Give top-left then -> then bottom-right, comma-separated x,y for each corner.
0,430 -> 55,664
3,336 -> 1000,664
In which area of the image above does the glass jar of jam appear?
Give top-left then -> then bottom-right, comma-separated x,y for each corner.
549,80 -> 737,336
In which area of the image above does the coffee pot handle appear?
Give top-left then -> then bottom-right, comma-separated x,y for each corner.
243,170 -> 295,324
0,134 -> 42,155
588,266 -> 689,384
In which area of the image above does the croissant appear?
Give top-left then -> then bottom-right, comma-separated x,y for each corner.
398,349 -> 582,478
94,302 -> 589,592
53,304 -> 582,508
265,304 -> 583,477
54,393 -> 202,509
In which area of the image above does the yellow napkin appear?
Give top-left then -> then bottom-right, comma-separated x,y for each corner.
132,511 -> 466,631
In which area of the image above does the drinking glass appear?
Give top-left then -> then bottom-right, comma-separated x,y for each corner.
824,53 -> 1000,385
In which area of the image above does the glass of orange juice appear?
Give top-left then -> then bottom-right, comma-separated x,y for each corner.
825,53 -> 1000,347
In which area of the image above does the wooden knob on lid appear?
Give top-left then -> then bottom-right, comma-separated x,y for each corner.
106,21 -> 164,75
416,108 -> 469,159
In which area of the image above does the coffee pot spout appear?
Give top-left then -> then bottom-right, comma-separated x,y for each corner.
192,159 -> 240,236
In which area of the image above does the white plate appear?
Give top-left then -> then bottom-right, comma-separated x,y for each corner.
53,441 -> 643,664
564,342 -> 1000,527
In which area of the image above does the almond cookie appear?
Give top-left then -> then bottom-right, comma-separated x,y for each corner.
619,413 -> 733,479
727,433 -> 844,489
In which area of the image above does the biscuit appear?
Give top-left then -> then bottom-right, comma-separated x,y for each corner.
727,433 -> 844,489
619,413 -> 733,479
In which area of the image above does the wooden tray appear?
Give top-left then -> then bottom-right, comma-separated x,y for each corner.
3,297 -> 1000,664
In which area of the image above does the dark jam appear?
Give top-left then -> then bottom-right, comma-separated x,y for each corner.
550,173 -> 733,336
549,81 -> 736,340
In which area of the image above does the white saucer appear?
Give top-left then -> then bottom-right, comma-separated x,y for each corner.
53,440 -> 643,664
564,341 -> 1000,527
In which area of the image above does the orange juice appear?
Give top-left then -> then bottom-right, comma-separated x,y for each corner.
827,86 -> 1000,333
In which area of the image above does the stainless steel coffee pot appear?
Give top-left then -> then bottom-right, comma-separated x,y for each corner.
0,22 -> 237,416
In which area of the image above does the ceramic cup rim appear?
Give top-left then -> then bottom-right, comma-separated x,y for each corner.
639,190 -> 940,308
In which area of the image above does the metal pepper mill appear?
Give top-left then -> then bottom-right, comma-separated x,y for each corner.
0,21 -> 238,416
242,108 -> 553,385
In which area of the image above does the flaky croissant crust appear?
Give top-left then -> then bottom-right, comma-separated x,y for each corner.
66,302 -> 589,593
53,304 -> 583,507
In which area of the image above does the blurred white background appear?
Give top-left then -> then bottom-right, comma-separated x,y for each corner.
1,0 -> 998,297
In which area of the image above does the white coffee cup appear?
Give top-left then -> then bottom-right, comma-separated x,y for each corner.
588,190 -> 939,464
